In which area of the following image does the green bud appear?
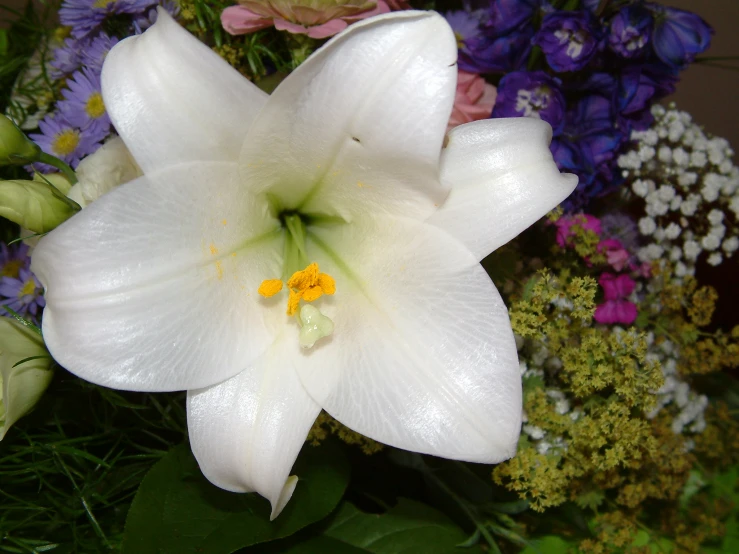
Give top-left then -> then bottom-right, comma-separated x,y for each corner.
33,172 -> 73,195
0,179 -> 80,234
0,318 -> 54,440
0,114 -> 40,165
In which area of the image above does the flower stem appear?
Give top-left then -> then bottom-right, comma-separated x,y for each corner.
37,151 -> 78,184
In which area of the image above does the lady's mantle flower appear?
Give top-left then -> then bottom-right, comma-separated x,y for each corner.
594,273 -> 637,326
31,10 -> 576,518
533,11 -> 600,73
447,70 -> 497,130
222,0 -> 390,39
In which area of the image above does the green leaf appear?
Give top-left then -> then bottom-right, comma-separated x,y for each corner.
518,535 -> 571,554
319,499 -> 471,553
122,441 -> 350,554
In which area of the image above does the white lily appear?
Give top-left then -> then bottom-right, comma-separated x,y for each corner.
30,9 -> 577,518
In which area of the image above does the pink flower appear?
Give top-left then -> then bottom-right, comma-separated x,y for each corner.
597,238 -> 630,271
447,71 -> 497,130
222,0 -> 390,39
554,214 -> 602,247
594,273 -> 638,325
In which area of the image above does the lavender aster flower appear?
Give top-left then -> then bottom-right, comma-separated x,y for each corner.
58,67 -> 111,136
60,0 -> 156,38
492,71 -> 565,134
51,37 -> 85,78
648,3 -> 712,68
80,32 -> 119,72
0,243 -> 31,280
608,5 -> 652,58
29,115 -> 102,169
133,0 -> 180,34
534,11 -> 600,73
0,268 -> 46,319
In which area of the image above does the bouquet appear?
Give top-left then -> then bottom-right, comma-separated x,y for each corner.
0,1 -> 737,552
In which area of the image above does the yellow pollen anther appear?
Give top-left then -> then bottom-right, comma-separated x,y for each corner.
287,289 -> 302,315
258,279 -> 283,298
257,263 -> 336,315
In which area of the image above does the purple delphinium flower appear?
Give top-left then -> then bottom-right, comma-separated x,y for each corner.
608,5 -> 652,58
80,32 -> 119,72
51,37 -> 85,78
444,10 -> 489,72
617,64 -> 677,131
491,71 -> 566,134
0,243 -> 31,280
487,0 -> 541,35
0,268 -> 46,319
534,10 -> 601,73
648,3 -> 712,68
555,95 -> 626,209
58,67 -> 111,136
29,114 -> 103,169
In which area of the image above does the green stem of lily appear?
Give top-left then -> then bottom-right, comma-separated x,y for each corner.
37,151 -> 78,185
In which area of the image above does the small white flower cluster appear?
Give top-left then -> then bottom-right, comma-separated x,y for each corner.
642,333 -> 708,451
618,104 -> 739,276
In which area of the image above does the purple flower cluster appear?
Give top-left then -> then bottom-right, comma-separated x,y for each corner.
31,1 -> 179,172
446,1 -> 712,210
0,243 -> 45,321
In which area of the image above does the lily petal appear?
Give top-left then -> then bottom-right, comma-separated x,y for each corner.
296,216 -> 521,463
102,9 -> 268,174
239,11 -> 457,221
428,118 -> 578,261
31,162 -> 283,392
187,335 -> 320,520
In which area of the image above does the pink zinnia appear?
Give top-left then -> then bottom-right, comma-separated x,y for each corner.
447,71 -> 497,130
594,272 -> 638,325
222,0 -> 390,39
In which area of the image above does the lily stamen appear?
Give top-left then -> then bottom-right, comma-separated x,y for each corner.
257,262 -> 336,316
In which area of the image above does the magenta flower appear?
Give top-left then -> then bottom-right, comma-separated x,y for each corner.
598,238 -> 630,271
222,0 -> 390,39
594,272 -> 637,325
554,213 -> 602,247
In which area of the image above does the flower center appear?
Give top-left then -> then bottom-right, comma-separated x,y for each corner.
85,92 -> 106,119
515,86 -> 550,119
19,278 -> 37,297
1,260 -> 24,279
257,212 -> 337,348
52,129 -> 80,157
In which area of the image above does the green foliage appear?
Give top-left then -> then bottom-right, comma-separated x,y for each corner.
122,441 -> 350,554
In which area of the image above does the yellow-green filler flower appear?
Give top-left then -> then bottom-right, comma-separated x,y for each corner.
30,9 -> 577,518
0,319 -> 54,440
